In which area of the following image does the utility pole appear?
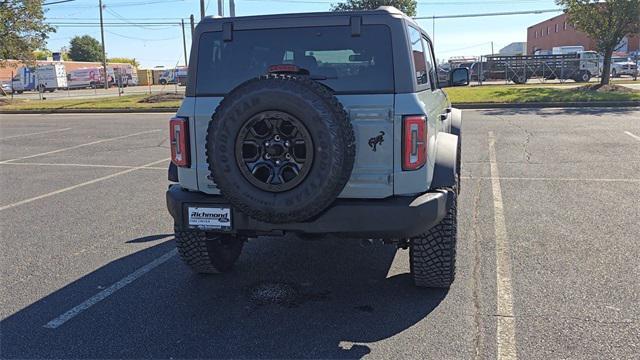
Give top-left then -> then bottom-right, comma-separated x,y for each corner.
229,0 -> 235,17
190,14 -> 195,36
491,41 -> 494,55
181,19 -> 188,67
432,16 -> 435,44
218,0 -> 223,16
99,0 -> 108,89
200,0 -> 205,19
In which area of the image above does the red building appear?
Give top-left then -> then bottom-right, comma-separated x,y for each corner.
527,13 -> 640,55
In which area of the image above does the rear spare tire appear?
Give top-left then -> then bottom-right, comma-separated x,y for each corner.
206,74 -> 355,224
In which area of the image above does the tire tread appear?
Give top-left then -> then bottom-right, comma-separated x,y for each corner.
410,191 -> 457,288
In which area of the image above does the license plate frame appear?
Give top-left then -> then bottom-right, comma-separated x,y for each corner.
187,206 -> 232,231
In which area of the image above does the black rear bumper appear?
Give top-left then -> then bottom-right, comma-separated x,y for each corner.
166,185 -> 453,238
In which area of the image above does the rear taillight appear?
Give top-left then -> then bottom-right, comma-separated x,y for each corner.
402,115 -> 428,171
170,117 -> 190,167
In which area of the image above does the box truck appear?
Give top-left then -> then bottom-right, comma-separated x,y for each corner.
67,67 -> 114,89
12,64 -> 68,92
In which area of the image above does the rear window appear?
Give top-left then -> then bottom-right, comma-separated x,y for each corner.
195,25 -> 393,95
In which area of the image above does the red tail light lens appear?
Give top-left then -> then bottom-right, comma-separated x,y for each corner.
402,115 -> 427,171
170,117 -> 190,167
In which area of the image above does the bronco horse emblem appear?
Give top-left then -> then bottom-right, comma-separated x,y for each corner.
368,131 -> 385,152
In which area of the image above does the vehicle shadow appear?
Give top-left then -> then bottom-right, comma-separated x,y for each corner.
1,234 -> 448,359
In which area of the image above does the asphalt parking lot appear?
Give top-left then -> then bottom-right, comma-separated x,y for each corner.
1,109 -> 639,359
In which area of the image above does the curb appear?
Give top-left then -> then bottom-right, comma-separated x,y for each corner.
453,101 -> 640,109
1,101 -> 638,114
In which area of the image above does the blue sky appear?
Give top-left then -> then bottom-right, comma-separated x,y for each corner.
43,0 -> 562,68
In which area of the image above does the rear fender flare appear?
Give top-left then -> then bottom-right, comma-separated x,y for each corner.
450,108 -> 462,138
431,132 -> 459,189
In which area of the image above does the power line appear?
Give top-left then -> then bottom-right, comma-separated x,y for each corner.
43,0 -> 76,5
46,17 -> 189,20
414,8 -> 561,20
49,0 -> 186,9
104,7 -> 177,29
105,30 -> 179,41
237,0 -> 549,4
439,42 -> 492,54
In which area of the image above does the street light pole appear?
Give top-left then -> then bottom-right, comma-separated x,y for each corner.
99,0 -> 108,89
200,0 -> 205,19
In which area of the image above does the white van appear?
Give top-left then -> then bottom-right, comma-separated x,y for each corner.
159,67 -> 187,85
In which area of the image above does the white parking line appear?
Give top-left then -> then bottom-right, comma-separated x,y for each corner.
43,249 -> 177,329
0,162 -> 166,170
461,176 -> 640,183
624,131 -> 640,142
488,131 -> 517,360
0,129 -> 161,164
0,158 -> 169,211
0,128 -> 72,140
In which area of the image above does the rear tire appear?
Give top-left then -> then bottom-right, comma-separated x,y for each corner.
175,226 -> 244,273
409,190 -> 457,288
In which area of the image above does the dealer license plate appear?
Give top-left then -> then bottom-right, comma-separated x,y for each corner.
188,207 -> 232,230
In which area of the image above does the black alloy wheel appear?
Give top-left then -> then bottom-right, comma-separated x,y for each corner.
235,111 -> 314,193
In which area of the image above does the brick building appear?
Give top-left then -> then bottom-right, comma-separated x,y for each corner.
527,13 -> 640,55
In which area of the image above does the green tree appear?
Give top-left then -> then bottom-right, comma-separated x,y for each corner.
556,0 -> 640,85
33,49 -> 52,60
0,0 -> 56,65
107,57 -> 140,68
331,0 -> 417,16
68,35 -> 103,62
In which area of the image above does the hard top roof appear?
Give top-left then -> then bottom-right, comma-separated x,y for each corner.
200,6 -> 409,24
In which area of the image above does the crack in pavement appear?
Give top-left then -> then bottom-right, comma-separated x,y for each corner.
492,115 -> 533,164
469,313 -> 639,325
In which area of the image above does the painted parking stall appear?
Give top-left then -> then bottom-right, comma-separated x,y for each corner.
1,110 -> 639,358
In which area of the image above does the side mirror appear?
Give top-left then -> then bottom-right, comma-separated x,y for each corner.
448,67 -> 469,87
